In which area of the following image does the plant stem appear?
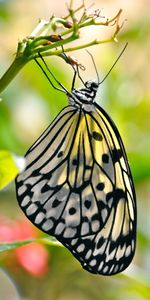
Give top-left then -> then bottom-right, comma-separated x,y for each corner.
38,37 -> 114,59
0,56 -> 28,94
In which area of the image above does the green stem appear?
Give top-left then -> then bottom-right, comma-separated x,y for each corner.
39,37 -> 114,58
62,37 -> 114,52
0,56 -> 28,94
30,34 -> 75,53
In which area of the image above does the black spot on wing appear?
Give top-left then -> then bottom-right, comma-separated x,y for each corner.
102,153 -> 109,163
72,159 -> 78,166
112,149 -> 123,163
52,198 -> 61,208
57,151 -> 63,158
69,207 -> 77,215
92,131 -> 103,141
84,199 -> 91,209
97,236 -> 105,249
96,182 -> 105,191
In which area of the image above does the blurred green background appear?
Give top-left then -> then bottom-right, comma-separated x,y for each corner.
0,0 -> 150,299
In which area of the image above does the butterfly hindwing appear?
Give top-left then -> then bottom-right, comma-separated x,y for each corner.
16,100 -> 136,275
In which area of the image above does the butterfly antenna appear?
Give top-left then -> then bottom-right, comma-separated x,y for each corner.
99,42 -> 128,85
86,49 -> 100,84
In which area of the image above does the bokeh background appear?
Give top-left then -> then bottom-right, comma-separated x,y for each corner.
0,0 -> 150,299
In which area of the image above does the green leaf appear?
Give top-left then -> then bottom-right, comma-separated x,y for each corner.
0,237 -> 62,252
0,150 -> 25,190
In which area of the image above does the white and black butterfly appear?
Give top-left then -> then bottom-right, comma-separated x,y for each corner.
15,47 -> 136,276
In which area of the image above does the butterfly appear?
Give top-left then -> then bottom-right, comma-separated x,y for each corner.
15,47 -> 136,276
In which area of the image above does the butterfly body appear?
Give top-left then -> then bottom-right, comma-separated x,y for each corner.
69,80 -> 98,107
16,79 -> 136,275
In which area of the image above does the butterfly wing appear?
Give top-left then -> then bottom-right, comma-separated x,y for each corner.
16,103 -> 136,275
58,103 -> 136,275
16,105 -> 82,234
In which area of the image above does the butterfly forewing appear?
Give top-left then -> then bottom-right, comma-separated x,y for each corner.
16,97 -> 136,275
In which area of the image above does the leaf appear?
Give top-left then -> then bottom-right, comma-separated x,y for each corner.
0,150 -> 25,190
0,240 -> 32,252
0,237 -> 62,252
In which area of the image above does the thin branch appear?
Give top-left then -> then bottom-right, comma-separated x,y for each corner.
39,37 -> 115,59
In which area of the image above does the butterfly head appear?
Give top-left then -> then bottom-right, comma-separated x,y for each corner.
84,80 -> 99,92
70,80 -> 99,107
